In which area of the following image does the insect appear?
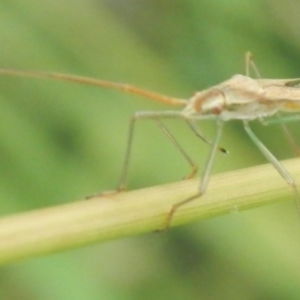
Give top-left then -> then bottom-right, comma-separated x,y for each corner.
0,52 -> 299,230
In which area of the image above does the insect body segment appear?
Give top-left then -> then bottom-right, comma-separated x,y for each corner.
186,74 -> 282,122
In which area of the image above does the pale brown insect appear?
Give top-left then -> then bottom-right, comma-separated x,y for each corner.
0,52 -> 299,230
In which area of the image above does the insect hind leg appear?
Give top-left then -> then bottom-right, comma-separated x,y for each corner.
261,113 -> 300,157
243,120 -> 300,212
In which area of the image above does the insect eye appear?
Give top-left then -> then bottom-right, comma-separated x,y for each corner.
211,106 -> 223,114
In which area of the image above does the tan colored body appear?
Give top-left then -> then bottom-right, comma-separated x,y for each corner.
0,54 -> 299,229
186,75 -> 300,121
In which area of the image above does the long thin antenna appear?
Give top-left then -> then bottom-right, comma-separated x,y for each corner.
0,69 -> 187,107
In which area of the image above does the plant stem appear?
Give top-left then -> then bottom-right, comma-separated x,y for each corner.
0,158 -> 299,265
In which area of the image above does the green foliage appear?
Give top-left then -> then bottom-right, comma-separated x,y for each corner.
0,0 -> 300,299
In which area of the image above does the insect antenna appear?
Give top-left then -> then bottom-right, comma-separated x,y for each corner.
0,69 -> 187,107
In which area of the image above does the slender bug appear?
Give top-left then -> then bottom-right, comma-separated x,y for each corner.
0,52 -> 299,229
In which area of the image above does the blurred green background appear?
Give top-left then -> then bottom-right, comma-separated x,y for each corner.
1,0 -> 300,299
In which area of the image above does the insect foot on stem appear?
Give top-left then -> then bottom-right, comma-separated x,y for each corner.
156,192 -> 202,232
182,165 -> 198,180
84,188 -> 123,200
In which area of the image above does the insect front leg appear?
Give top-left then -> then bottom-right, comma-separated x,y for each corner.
117,110 -> 185,191
117,115 -> 136,192
154,119 -> 198,180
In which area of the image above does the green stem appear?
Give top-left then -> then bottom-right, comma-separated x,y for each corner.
0,158 -> 299,265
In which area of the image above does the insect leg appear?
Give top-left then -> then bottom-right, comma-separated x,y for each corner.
262,114 -> 300,125
245,52 -> 261,78
261,114 -> 300,156
163,119 -> 224,230
155,119 -> 198,179
117,110 -> 185,191
278,116 -> 300,157
243,120 -> 300,211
